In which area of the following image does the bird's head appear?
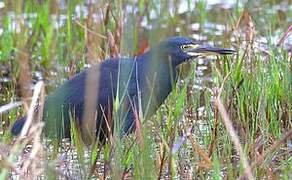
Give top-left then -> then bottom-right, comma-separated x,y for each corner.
156,36 -> 235,67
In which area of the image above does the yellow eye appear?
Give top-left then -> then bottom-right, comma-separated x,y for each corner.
180,44 -> 198,50
181,45 -> 191,50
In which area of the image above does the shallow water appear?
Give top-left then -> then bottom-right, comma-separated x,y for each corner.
0,0 -> 291,179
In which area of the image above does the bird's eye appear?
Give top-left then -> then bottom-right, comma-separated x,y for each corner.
180,44 -> 197,50
180,44 -> 199,51
181,45 -> 191,50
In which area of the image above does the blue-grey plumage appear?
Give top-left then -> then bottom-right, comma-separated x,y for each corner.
11,36 -> 235,145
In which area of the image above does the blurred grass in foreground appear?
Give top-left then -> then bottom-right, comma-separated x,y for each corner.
0,0 -> 291,179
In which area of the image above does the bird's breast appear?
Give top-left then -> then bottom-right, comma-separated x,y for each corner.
138,63 -> 177,116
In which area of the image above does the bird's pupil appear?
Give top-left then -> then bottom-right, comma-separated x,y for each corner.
182,45 -> 190,49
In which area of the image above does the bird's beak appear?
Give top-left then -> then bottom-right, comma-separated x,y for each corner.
186,44 -> 236,57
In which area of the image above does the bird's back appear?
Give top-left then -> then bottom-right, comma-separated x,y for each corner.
12,57 -> 138,142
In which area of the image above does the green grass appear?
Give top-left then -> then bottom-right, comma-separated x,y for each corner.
0,0 -> 291,179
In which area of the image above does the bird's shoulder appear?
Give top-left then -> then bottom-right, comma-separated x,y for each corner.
97,57 -> 137,80
99,57 -> 136,68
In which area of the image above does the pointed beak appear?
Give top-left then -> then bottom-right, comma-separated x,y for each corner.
186,45 -> 236,56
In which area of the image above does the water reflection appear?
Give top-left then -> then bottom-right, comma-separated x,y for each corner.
0,1 -> 291,178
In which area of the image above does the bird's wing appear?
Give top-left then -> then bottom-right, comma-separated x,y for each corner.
99,58 -> 140,135
43,57 -> 137,138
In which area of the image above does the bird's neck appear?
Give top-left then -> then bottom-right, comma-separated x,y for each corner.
138,51 -> 177,79
136,51 -> 178,118
137,51 -> 179,96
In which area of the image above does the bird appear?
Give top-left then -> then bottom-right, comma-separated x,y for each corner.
11,36 -> 235,145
